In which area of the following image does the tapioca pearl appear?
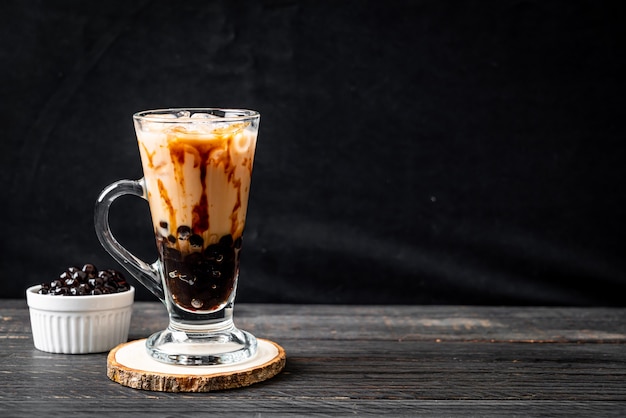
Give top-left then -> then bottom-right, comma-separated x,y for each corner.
189,234 -> 204,248
63,277 -> 77,287
91,279 -> 103,290
81,263 -> 98,276
53,286 -> 69,295
70,269 -> 87,281
191,299 -> 203,309
159,221 -> 168,229
167,234 -> 176,244
108,269 -> 126,282
97,269 -> 112,279
105,277 -> 119,288
177,225 -> 191,240
88,277 -> 103,288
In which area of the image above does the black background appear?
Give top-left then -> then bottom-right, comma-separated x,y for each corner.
1,0 -> 624,305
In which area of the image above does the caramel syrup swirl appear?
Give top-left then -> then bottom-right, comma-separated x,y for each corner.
164,124 -> 251,246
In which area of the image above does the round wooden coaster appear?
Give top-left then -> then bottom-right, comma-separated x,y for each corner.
107,338 -> 286,392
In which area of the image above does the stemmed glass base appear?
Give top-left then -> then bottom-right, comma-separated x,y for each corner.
146,321 -> 258,366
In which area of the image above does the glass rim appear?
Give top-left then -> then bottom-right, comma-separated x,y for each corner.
133,108 -> 260,123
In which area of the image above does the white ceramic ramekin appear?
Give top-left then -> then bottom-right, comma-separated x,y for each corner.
26,285 -> 135,354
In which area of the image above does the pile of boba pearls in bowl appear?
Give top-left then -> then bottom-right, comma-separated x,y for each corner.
37,264 -> 131,296
26,263 -> 135,354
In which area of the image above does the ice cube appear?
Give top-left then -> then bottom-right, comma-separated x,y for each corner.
140,114 -> 176,132
231,131 -> 251,154
190,112 -> 220,119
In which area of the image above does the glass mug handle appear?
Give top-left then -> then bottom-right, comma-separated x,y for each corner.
94,178 -> 164,301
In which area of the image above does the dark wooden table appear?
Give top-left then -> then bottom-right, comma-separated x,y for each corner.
1,299 -> 625,416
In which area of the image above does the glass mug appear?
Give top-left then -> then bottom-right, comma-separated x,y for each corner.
95,108 -> 260,365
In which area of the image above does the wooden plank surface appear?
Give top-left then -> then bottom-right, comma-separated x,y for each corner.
1,300 -> 625,416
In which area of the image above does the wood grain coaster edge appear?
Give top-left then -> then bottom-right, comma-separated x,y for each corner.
107,338 -> 286,392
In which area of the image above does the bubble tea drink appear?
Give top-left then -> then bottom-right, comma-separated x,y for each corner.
137,110 -> 257,314
95,108 -> 260,365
